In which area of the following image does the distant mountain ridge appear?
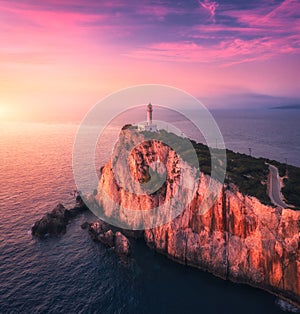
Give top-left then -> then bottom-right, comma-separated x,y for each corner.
270,104 -> 300,110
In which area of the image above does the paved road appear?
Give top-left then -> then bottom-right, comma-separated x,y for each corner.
268,164 -> 288,208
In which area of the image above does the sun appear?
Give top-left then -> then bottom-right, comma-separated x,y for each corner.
0,104 -> 12,120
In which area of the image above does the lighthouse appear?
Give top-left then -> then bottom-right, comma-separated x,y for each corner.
137,103 -> 158,132
147,103 -> 153,125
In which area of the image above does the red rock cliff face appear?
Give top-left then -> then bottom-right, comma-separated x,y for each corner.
96,129 -> 300,306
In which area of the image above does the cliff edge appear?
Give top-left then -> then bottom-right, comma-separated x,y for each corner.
95,128 -> 300,307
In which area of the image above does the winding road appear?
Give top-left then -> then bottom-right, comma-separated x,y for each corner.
268,164 -> 288,208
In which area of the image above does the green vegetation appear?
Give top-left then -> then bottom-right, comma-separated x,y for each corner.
191,141 -> 271,205
261,159 -> 300,208
123,126 -> 300,209
190,139 -> 300,209
191,138 -> 300,209
282,165 -> 300,208
226,151 -> 270,205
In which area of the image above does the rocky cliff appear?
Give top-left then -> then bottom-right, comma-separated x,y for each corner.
95,128 -> 300,307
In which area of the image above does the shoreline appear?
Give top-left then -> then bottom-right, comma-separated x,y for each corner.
31,199 -> 300,311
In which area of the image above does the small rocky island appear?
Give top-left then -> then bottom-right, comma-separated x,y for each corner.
32,194 -> 132,256
32,122 -> 300,309
32,195 -> 87,237
86,221 -> 131,256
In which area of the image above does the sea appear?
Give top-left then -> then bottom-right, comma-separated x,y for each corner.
0,108 -> 299,314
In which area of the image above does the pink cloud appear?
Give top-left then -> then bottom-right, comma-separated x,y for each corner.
171,0 -> 300,66
0,2 -> 132,66
199,0 -> 219,22
225,0 -> 300,30
136,4 -> 183,21
125,34 -> 300,66
193,0 -> 300,40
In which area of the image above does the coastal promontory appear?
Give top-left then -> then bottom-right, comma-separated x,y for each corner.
94,127 -> 300,308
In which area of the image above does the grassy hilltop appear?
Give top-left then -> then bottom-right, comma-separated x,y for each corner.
132,127 -> 300,209
193,140 -> 300,209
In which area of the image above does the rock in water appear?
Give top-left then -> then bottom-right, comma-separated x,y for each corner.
114,231 -> 130,256
32,201 -> 88,238
87,221 -> 131,256
32,204 -> 68,237
88,221 -> 110,240
98,230 -> 114,247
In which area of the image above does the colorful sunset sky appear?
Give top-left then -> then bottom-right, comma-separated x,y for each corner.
0,0 -> 299,121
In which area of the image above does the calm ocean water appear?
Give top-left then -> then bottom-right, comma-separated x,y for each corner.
0,109 -> 299,313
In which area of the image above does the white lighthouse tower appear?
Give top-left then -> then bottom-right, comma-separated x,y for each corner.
138,103 -> 158,132
147,103 -> 153,126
